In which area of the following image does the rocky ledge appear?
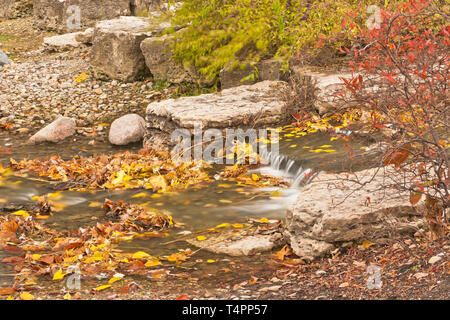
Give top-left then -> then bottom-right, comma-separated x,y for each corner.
143,80 -> 288,151
284,166 -> 425,260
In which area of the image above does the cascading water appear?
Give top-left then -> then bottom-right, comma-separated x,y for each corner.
224,150 -> 318,215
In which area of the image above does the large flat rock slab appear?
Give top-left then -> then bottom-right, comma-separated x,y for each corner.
144,80 -> 288,150
33,0 -> 132,32
284,167 -> 425,260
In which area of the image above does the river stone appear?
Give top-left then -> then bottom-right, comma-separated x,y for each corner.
33,0 -> 132,32
144,80 -> 288,150
284,167 -> 425,260
90,16 -> 154,82
108,113 -> 146,145
28,117 -> 76,144
0,0 -> 33,18
0,50 -> 11,66
186,226 -> 283,256
140,32 -> 214,86
220,58 -> 288,89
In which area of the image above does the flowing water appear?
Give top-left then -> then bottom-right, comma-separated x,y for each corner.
0,130 -> 377,291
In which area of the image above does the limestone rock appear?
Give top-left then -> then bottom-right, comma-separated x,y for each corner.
144,81 -> 288,150
284,167 -> 425,260
43,32 -> 81,50
220,59 -> 288,89
28,117 -> 76,144
0,50 -> 11,66
0,0 -> 33,19
90,16 -> 153,82
186,227 -> 283,256
33,0 -> 132,32
74,27 -> 94,44
140,33 -> 214,86
108,113 -> 146,145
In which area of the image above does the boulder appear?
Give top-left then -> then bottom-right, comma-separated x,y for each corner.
43,32 -> 82,50
90,16 -> 153,82
144,80 -> 288,150
140,32 -> 214,86
219,59 -> 288,89
284,167 -> 425,260
186,220 -> 284,256
28,117 -> 76,144
33,0 -> 132,32
108,113 -> 146,145
0,0 -> 33,19
0,50 -> 11,66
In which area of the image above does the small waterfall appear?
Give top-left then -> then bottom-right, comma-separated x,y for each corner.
259,149 -> 315,187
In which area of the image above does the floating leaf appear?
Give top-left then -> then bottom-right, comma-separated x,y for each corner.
53,268 -> 66,280
95,284 -> 111,291
197,235 -> 207,241
132,251 -> 150,259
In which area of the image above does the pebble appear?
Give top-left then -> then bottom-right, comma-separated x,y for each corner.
428,253 -> 444,265
0,48 -> 154,133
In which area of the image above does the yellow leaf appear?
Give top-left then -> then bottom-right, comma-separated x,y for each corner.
88,201 -> 101,207
20,292 -> 35,300
53,268 -> 66,280
257,218 -> 269,223
32,254 -> 41,260
219,199 -> 232,204
215,223 -> 230,228
132,251 -> 150,259
63,293 -> 71,300
6,296 -> 14,300
207,259 -> 215,263
108,277 -> 122,284
289,145 -> 297,148
11,210 -> 29,218
95,284 -> 111,291
197,236 -> 207,241
251,174 -> 260,181
232,223 -> 244,228
145,257 -> 161,267
132,193 -> 147,198
362,240 -> 376,248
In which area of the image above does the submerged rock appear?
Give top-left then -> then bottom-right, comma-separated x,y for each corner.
187,224 -> 284,256
108,113 -> 146,145
284,167 -> 425,260
28,117 -> 76,144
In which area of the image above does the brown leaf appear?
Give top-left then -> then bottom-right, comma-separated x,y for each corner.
0,287 -> 16,296
2,256 -> 24,266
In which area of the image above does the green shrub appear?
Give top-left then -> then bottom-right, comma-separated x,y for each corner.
169,0 -> 406,81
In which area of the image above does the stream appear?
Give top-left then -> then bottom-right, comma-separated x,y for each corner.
0,129 -> 376,295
